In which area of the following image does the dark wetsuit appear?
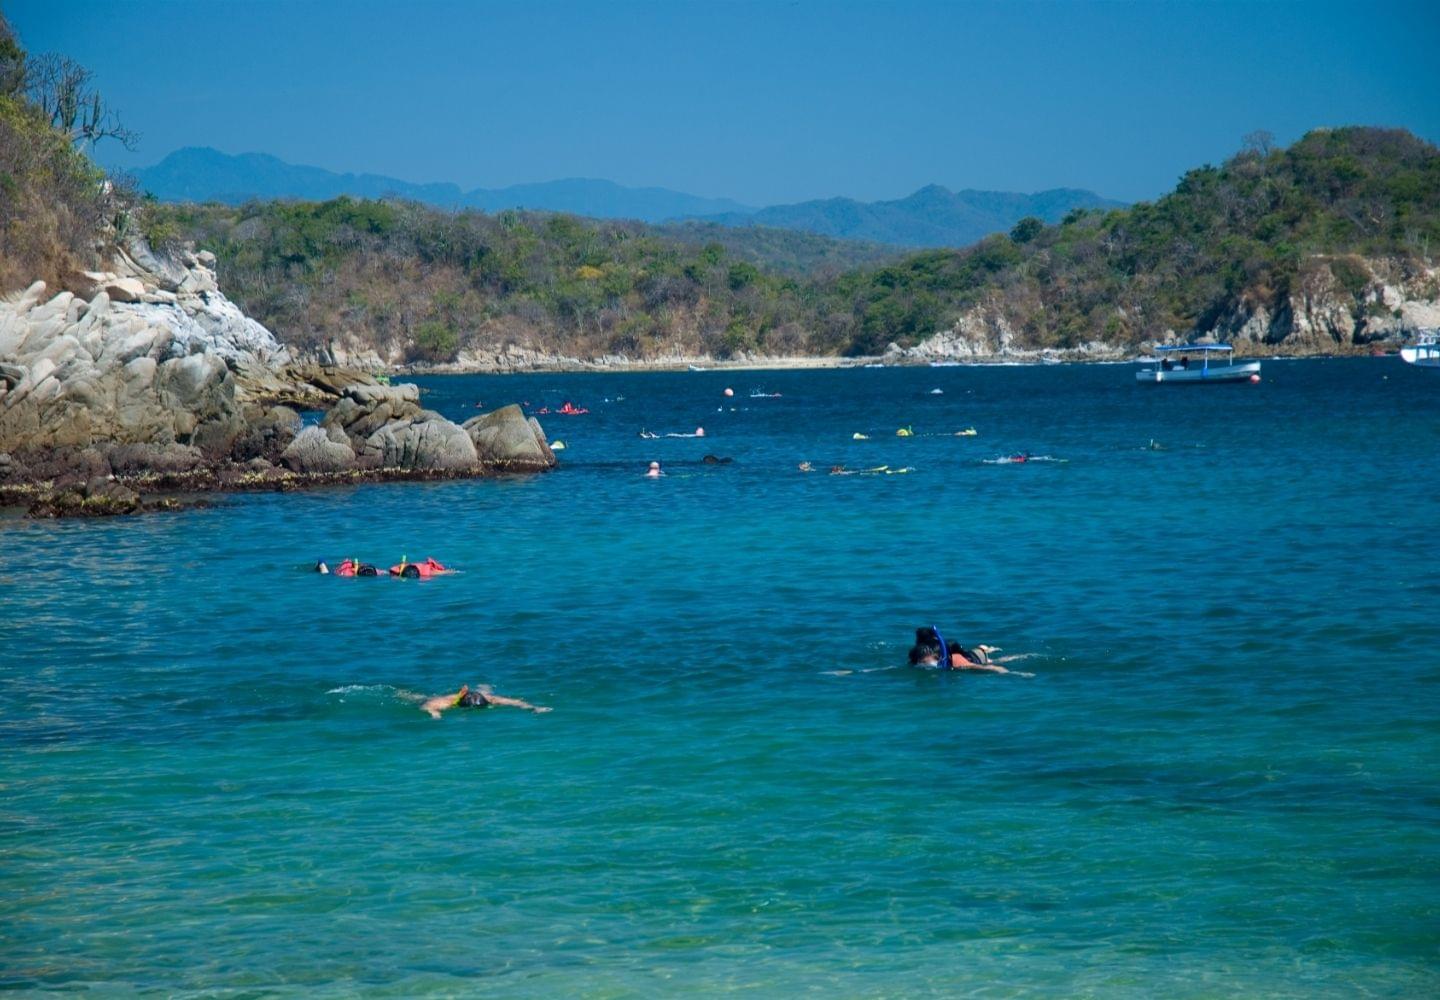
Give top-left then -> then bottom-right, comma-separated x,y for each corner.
457,690 -> 493,708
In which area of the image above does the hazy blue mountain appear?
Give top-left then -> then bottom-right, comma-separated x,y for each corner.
131,147 -> 1123,247
692,184 -> 1127,247
130,147 -> 755,221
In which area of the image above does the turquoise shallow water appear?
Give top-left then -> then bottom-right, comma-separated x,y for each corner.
3,359 -> 1438,996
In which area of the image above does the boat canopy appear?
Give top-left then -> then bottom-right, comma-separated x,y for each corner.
1153,344 -> 1233,353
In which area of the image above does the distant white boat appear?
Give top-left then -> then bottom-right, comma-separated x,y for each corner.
1135,344 -> 1260,384
687,364 -> 707,372
928,360 -> 961,367
1400,330 -> 1439,368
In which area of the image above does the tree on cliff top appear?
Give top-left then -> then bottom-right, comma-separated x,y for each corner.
0,13 -> 125,292
25,52 -> 139,151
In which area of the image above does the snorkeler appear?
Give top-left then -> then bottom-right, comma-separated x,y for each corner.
420,684 -> 551,719
908,626 -> 1020,674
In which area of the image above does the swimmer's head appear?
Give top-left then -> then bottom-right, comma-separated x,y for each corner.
315,560 -> 329,574
908,645 -> 941,666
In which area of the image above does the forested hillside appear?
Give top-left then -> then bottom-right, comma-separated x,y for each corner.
146,127 -> 1440,363
833,127 -> 1440,354
143,199 -> 899,361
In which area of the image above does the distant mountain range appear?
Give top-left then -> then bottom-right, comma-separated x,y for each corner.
699,185 -> 1126,247
130,147 -> 1124,248
130,148 -> 754,222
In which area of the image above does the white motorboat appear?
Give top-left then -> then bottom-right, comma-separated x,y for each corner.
1400,330 -> 1439,368
1135,344 -> 1260,384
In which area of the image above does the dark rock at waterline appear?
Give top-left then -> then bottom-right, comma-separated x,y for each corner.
27,477 -> 140,517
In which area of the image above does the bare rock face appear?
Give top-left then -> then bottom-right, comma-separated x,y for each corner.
2,237 -> 553,491
320,382 -> 478,471
359,415 -> 478,470
0,282 -> 250,459
322,383 -> 423,443
1199,257 -> 1440,353
280,425 -> 357,473
463,404 -> 556,469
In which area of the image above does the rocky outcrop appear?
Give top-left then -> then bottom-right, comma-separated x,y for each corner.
1207,257 -> 1440,353
895,297 -> 1127,363
463,404 -> 555,469
1,238 -> 555,512
279,425 -> 356,473
0,281 -> 251,456
901,255 -> 1440,361
316,382 -> 560,471
360,416 -> 478,470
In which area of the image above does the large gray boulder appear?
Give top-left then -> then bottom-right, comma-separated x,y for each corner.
319,382 -> 480,471
280,425 -> 357,473
360,414 -> 477,470
463,404 -> 556,469
322,383 -> 424,443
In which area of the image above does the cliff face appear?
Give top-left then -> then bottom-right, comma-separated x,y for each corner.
0,242 -> 291,458
1210,257 -> 1440,353
899,255 -> 1440,361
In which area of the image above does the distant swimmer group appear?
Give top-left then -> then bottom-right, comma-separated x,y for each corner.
533,400 -> 589,415
317,556 -> 454,579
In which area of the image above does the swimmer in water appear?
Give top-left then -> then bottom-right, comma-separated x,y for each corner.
421,684 -> 551,719
908,627 -> 1023,674
646,461 -> 663,477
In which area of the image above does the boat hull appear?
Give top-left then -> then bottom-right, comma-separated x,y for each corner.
1136,361 -> 1261,383
1400,345 -> 1440,368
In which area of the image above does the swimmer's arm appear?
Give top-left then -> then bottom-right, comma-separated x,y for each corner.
484,694 -> 553,713
955,662 -> 1034,677
421,691 -> 464,719
959,662 -> 1010,674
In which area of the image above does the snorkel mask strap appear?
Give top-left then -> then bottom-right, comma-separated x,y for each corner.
932,625 -> 948,669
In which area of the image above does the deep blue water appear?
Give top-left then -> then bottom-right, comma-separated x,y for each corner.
2,359 -> 1438,996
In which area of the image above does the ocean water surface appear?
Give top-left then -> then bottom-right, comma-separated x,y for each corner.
2,359 -> 1437,996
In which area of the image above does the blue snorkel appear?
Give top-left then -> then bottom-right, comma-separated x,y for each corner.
932,624 -> 949,670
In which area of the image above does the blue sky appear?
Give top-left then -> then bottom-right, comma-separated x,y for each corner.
11,0 -> 1440,205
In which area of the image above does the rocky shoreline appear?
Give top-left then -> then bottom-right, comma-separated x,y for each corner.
371,255 -> 1440,375
0,239 -> 556,518
388,341 -> 1398,377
